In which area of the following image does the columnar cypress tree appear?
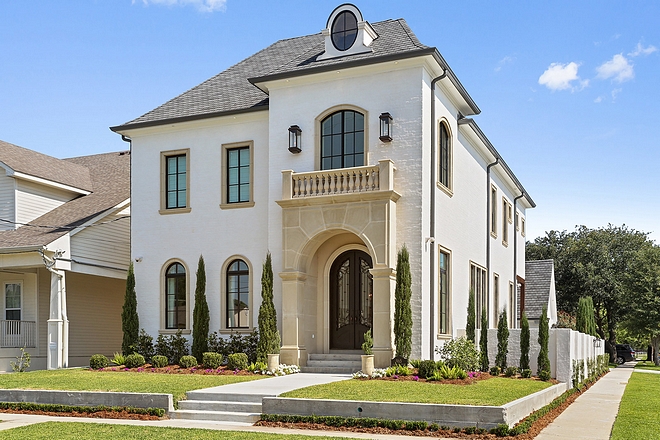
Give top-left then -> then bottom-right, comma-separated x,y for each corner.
537,307 -> 551,376
192,255 -> 209,361
479,308 -> 489,371
496,309 -> 509,370
576,296 -> 597,336
394,245 -> 412,360
520,312 -> 530,371
121,262 -> 139,355
257,252 -> 280,363
466,289 -> 476,343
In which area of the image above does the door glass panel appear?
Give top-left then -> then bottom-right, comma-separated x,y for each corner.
336,259 -> 350,329
359,258 -> 373,326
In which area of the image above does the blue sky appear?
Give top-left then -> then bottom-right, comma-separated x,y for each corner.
1,1 -> 658,243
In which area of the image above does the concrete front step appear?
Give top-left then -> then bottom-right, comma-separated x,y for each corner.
170,409 -> 260,424
300,366 -> 360,374
303,353 -> 363,374
308,353 -> 362,361
184,391 -> 265,403
177,399 -> 262,413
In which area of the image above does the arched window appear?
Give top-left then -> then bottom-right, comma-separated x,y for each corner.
321,110 -> 365,170
227,259 -> 249,329
165,263 -> 186,329
439,122 -> 451,189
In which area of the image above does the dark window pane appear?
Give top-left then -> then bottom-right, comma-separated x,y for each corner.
355,113 -> 364,131
331,113 -> 342,133
345,133 -> 354,154
344,111 -> 354,131
332,157 -> 342,169
354,134 -> 364,154
344,155 -> 354,168
332,135 -> 342,155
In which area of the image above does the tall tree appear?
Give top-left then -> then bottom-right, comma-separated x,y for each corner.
496,309 -> 509,370
192,255 -> 209,361
394,245 -> 412,360
257,252 -> 280,362
537,307 -> 551,376
121,262 -> 139,354
576,296 -> 597,336
519,311 -> 530,371
479,308 -> 489,371
466,289 -> 476,343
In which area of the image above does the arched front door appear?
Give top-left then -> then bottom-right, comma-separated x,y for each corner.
330,249 -> 373,350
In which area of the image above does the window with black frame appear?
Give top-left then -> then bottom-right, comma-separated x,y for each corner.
226,260 -> 249,329
321,110 -> 364,170
165,263 -> 186,329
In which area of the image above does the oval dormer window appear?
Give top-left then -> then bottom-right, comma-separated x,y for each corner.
331,10 -> 358,51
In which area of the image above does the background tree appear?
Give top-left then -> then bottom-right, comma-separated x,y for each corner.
121,262 -> 139,354
192,255 -> 209,361
257,252 -> 280,362
576,296 -> 597,336
520,312 -> 530,371
537,307 -> 551,376
466,289 -> 476,343
479,308 -> 489,371
394,245 -> 412,361
496,309 -> 509,370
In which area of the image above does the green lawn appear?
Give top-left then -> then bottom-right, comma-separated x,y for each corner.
0,369 -> 263,405
611,372 -> 660,439
634,360 -> 660,371
0,422 -> 347,439
281,377 -> 552,406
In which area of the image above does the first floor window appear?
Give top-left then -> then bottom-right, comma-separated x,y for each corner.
227,147 -> 250,203
509,282 -> 515,327
438,249 -> 450,334
4,283 -> 21,321
227,260 -> 249,328
493,273 -> 500,324
470,263 -> 487,329
165,263 -> 186,329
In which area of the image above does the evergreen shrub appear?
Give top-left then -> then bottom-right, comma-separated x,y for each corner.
151,355 -> 168,368
227,353 -> 249,371
202,352 -> 223,369
418,360 -> 438,379
89,354 -> 109,370
125,353 -> 146,369
179,355 -> 198,368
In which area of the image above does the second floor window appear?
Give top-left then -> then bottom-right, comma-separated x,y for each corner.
166,154 -> 187,209
321,110 -> 364,170
227,147 -> 250,203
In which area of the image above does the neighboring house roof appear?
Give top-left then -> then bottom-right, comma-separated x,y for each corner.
0,140 -> 93,192
0,147 -> 130,251
524,260 -> 555,320
110,19 -> 478,132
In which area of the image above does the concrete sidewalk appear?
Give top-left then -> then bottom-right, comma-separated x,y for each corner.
534,364 -> 634,440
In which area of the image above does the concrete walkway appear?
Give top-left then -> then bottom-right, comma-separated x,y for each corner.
534,363 -> 635,440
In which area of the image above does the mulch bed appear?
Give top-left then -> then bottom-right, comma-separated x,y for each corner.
359,372 -> 558,386
0,408 -> 163,420
98,365 -> 256,375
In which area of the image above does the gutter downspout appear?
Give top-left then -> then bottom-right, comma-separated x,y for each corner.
486,158 -> 499,329
513,193 -> 524,329
429,70 -> 447,358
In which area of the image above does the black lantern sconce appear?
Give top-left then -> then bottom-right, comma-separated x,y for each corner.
288,125 -> 302,153
379,112 -> 393,142
593,338 -> 602,348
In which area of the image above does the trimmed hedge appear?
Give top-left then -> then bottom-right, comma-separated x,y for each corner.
89,354 -> 109,370
0,401 -> 165,417
151,355 -> 168,368
227,352 -> 248,371
179,355 -> 198,368
124,353 -> 146,369
202,352 -> 223,369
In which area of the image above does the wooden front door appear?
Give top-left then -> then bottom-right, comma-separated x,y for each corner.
330,250 -> 373,350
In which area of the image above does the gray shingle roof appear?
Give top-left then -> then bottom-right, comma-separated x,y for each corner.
0,148 -> 130,250
525,260 -> 554,320
111,19 -> 476,131
0,140 -> 93,191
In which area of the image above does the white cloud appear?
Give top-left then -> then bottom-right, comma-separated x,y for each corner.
538,62 -> 587,91
494,56 -> 515,72
596,54 -> 634,83
611,88 -> 622,102
135,0 -> 227,12
594,96 -> 603,103
629,42 -> 658,57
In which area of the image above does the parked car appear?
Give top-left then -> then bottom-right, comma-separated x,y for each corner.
616,344 -> 635,364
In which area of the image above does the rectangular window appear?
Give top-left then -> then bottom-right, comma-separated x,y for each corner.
438,248 -> 450,335
509,281 -> 515,327
490,185 -> 497,237
470,262 -> 487,329
493,273 -> 499,325
221,141 -> 254,209
502,198 -> 511,246
521,218 -> 526,236
160,149 -> 190,214
438,122 -> 451,190
4,283 -> 21,321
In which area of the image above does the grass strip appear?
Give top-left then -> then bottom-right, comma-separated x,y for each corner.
0,402 -> 165,417
633,361 -> 660,371
610,372 -> 660,439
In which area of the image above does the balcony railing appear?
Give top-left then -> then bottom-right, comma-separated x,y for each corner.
1,320 -> 36,348
281,159 -> 395,200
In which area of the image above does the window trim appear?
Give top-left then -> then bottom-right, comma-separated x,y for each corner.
437,246 -> 452,337
521,217 -> 526,237
490,185 -> 498,238
315,105 -> 369,171
160,149 -> 191,215
159,259 -> 191,334
4,281 -> 22,322
220,255 -> 254,333
493,273 -> 499,325
220,141 -> 255,209
509,281 -> 515,328
470,261 -> 487,329
437,119 -> 453,196
502,197 -> 511,247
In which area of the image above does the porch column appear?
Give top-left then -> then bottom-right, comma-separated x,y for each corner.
47,269 -> 68,370
370,265 -> 396,368
279,271 -> 308,366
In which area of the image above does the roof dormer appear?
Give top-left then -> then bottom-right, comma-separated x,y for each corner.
317,4 -> 377,61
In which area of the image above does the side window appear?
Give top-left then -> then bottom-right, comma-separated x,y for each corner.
320,110 -> 364,170
490,186 -> 498,237
165,263 -> 187,329
438,248 -> 451,335
226,259 -> 250,329
221,142 -> 254,208
470,262 -> 487,329
160,149 -> 190,214
4,283 -> 21,321
438,122 -> 451,190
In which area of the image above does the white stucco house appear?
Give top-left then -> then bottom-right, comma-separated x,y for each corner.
111,4 -> 534,369
0,140 -> 130,371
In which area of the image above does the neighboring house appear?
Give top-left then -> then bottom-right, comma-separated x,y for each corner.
111,4 -> 534,368
0,140 -> 130,371
522,260 -> 558,328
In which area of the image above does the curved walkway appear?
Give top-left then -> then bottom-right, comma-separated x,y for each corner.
534,363 -> 634,439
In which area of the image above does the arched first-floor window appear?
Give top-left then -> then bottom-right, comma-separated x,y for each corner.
226,259 -> 250,329
165,262 -> 186,329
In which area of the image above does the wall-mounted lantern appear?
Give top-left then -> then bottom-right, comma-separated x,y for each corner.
288,125 -> 302,153
593,338 -> 602,348
379,112 -> 393,142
